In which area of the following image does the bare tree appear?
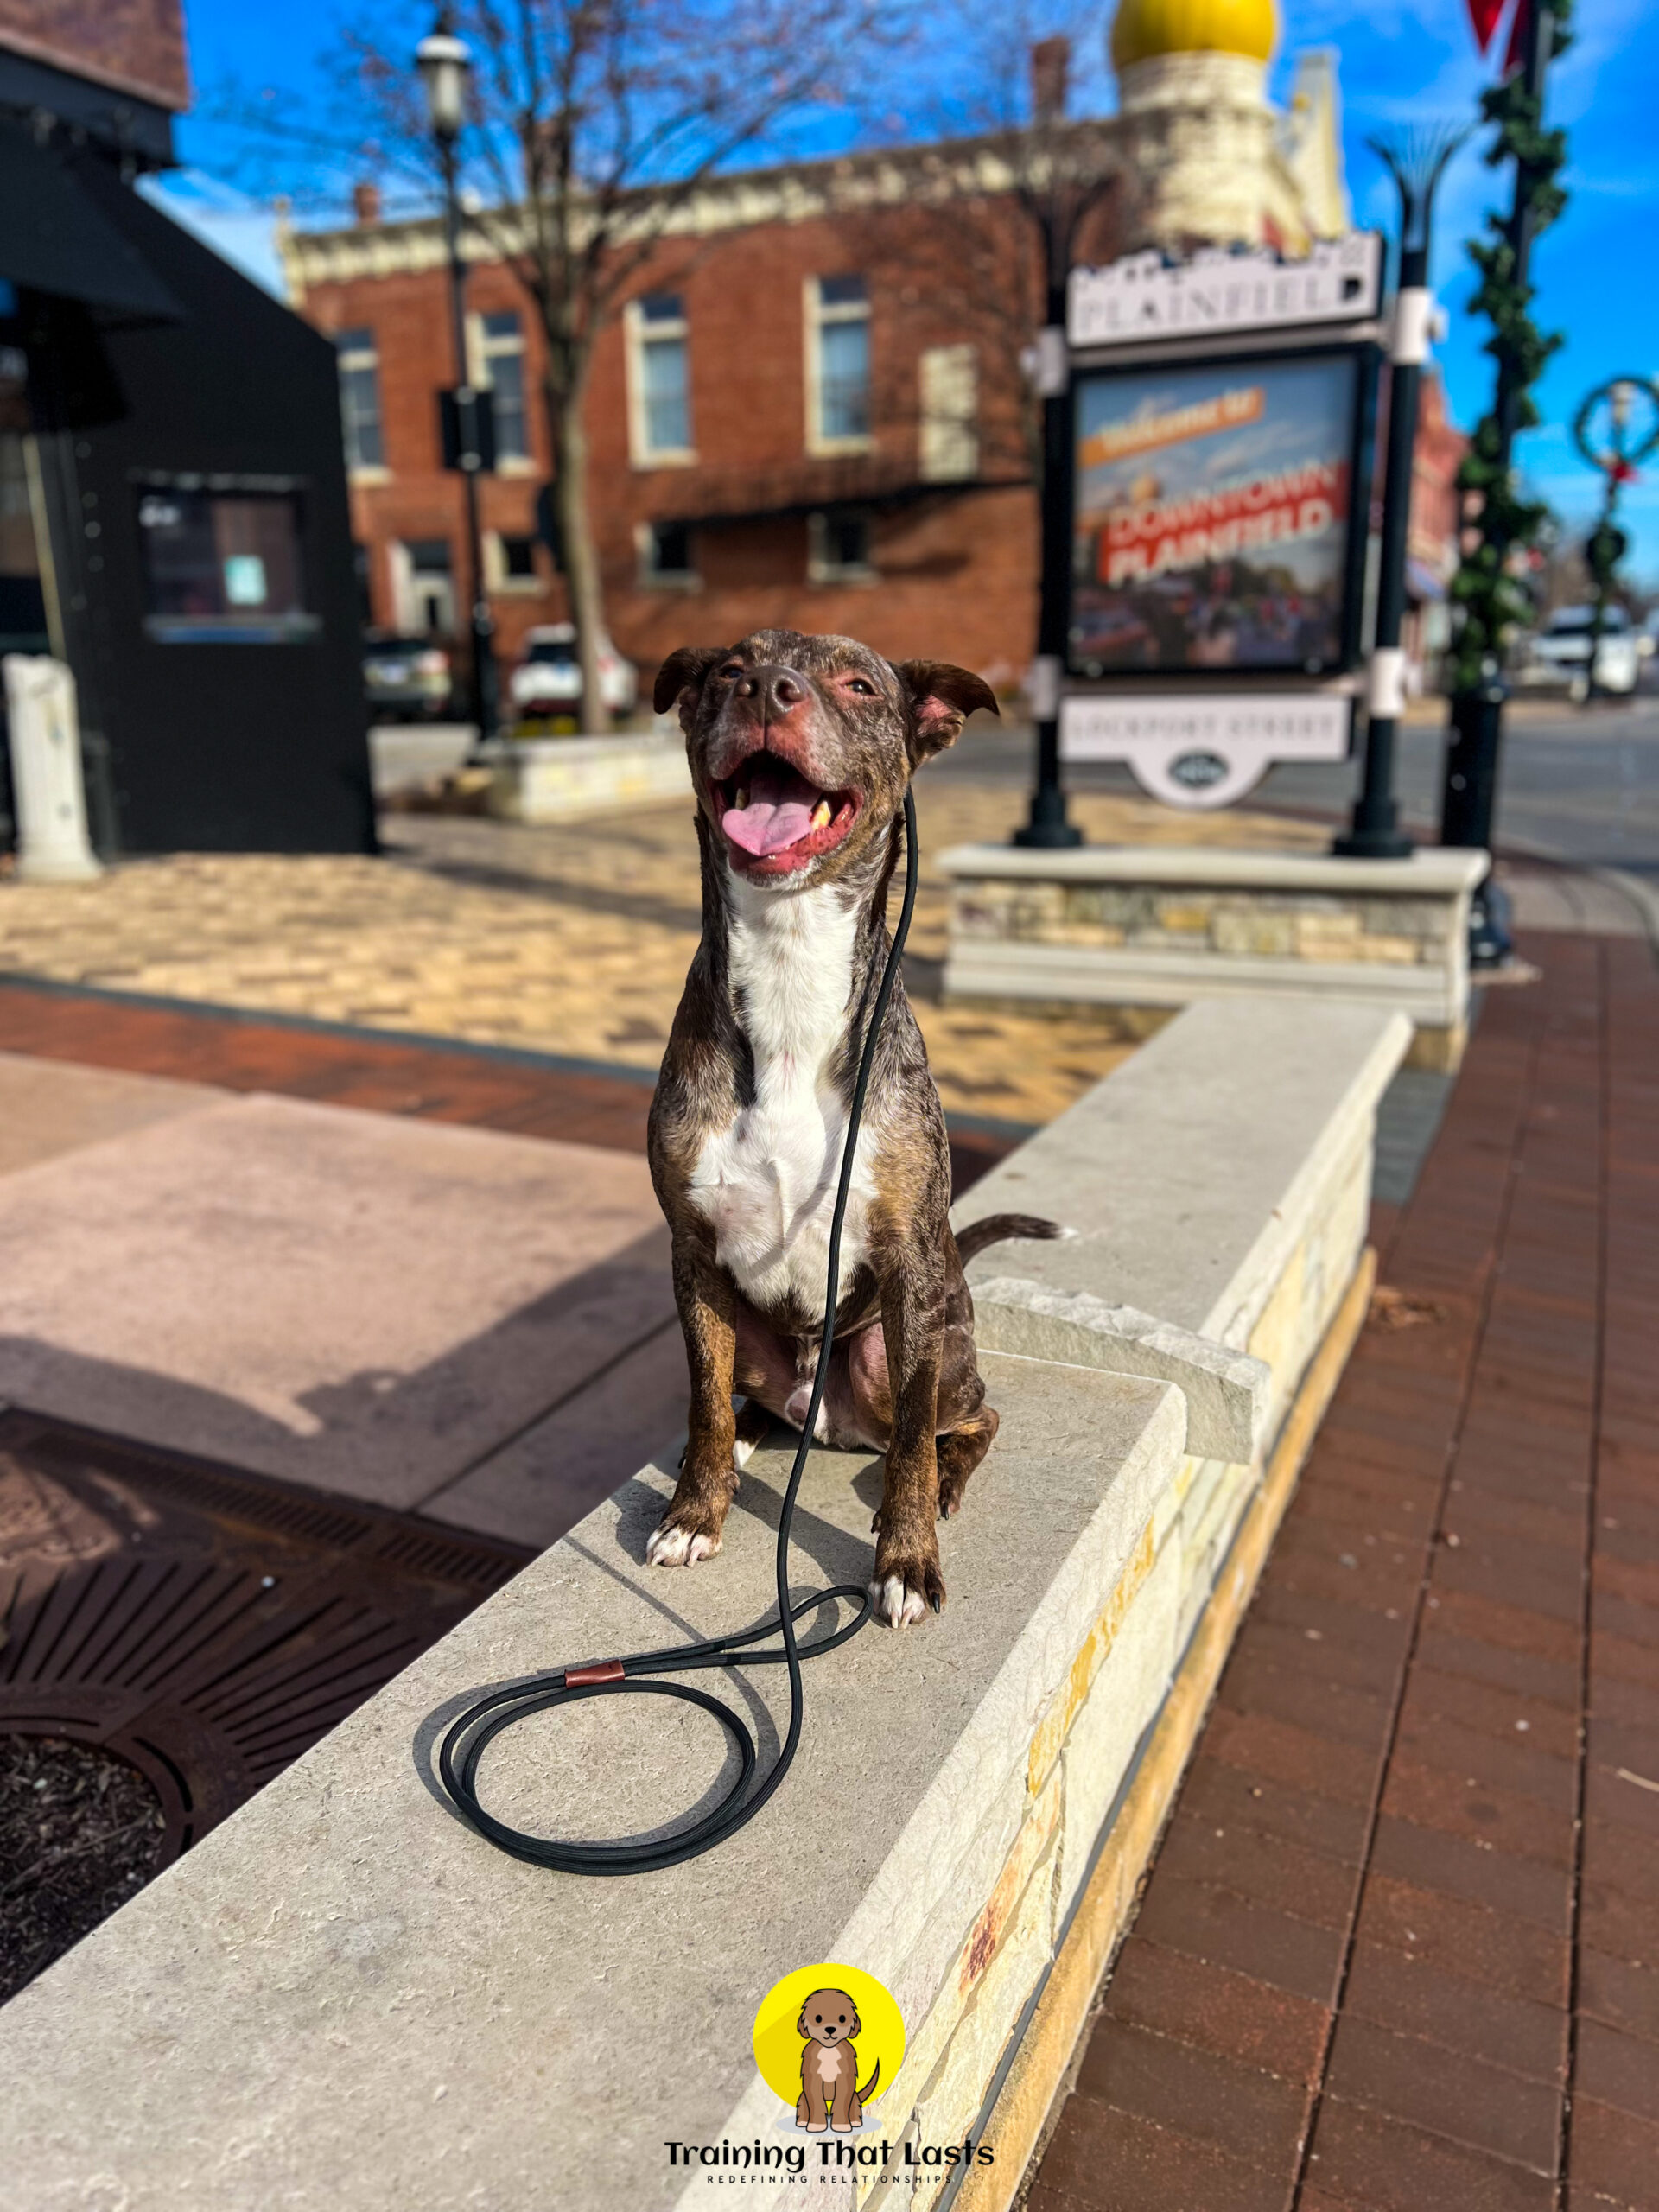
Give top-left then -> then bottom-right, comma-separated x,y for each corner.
855,8 -> 1122,486
333,0 -> 904,727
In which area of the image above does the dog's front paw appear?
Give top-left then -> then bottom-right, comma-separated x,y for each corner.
645,1513 -> 722,1567
868,1541 -> 945,1628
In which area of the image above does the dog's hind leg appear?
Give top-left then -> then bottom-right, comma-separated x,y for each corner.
938,1402 -> 998,1518
733,1395 -> 772,1467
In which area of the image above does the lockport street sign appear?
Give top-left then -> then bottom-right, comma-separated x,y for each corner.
1060,691 -> 1351,810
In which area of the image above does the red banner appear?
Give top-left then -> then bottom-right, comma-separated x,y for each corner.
1466,0 -> 1506,50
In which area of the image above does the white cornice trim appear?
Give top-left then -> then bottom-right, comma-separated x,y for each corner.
283,126 -> 1128,288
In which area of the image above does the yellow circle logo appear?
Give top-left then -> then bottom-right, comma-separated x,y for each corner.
753,1964 -> 905,2127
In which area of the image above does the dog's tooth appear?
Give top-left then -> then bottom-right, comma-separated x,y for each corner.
734,785 -> 749,810
810,799 -> 831,830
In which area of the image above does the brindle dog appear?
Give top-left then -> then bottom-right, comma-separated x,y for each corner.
645,629 -> 1058,1627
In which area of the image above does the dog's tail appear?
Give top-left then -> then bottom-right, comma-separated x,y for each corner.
955,1212 -> 1065,1266
858,2059 -> 880,2104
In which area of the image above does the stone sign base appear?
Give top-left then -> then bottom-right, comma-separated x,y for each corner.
940,843 -> 1490,1071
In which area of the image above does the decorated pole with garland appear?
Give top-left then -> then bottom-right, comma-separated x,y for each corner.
1440,0 -> 1573,966
1574,378 -> 1659,701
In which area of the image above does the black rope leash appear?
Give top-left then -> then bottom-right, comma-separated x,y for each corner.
437,789 -> 920,1874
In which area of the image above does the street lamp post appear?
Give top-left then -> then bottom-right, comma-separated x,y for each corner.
1014,253 -> 1082,849
417,9 -> 499,752
1335,128 -> 1465,860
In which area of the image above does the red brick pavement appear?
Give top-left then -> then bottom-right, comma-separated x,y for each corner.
1028,933 -> 1659,2212
0,979 -> 1014,1188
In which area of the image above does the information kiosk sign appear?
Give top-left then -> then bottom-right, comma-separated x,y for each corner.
1059,239 -> 1383,810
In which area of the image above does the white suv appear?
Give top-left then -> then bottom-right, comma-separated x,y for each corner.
508,624 -> 638,720
1520,605 -> 1641,700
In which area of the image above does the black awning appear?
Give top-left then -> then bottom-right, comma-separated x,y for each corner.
0,120 -> 181,324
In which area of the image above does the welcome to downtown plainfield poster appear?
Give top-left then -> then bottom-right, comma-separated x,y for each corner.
1070,351 -> 1365,680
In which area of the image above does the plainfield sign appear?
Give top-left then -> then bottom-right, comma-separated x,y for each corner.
1068,235 -> 1384,350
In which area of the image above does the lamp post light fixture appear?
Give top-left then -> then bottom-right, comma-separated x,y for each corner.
1334,124 -> 1466,860
417,6 -> 499,751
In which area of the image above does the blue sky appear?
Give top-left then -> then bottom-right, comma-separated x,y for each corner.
157,0 -> 1659,578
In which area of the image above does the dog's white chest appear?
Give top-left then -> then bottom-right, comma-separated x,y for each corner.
688,882 -> 876,1325
817,2045 -> 845,2082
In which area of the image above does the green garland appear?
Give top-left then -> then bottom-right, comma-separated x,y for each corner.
1446,1 -> 1574,694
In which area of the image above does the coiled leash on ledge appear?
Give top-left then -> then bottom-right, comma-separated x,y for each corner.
437,788 -> 920,1875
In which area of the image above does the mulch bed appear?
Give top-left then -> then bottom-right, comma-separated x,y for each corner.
0,1735 -> 168,2003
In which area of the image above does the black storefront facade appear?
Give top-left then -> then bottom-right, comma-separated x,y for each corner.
0,54 -> 374,857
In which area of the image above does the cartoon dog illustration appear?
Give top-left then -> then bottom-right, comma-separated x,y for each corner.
795,1986 -> 880,2133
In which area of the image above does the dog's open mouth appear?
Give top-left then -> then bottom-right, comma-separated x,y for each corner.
718,752 -> 859,872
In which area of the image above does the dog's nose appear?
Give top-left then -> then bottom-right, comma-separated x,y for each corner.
737,664 -> 804,720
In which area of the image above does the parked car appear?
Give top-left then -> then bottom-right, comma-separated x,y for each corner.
508,623 -> 638,721
363,631 -> 454,721
1517,604 -> 1642,701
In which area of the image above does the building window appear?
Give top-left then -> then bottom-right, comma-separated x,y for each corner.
136,486 -> 319,643
486,531 -> 543,591
628,294 -> 693,464
808,509 -> 874,584
397,538 -> 455,635
479,310 -> 530,463
335,327 -> 385,472
808,275 -> 871,452
638,518 -> 697,588
919,343 -> 978,482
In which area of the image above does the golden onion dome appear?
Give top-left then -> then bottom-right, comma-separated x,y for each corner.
1109,0 -> 1278,70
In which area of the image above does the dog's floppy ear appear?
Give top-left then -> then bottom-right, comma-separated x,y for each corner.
652,644 -> 728,717
893,660 -> 999,762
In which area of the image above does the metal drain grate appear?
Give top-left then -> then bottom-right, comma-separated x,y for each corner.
0,1411 -> 534,1863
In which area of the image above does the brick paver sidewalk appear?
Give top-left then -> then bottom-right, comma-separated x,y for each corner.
1029,931 -> 1658,2212
0,781 -> 1325,1128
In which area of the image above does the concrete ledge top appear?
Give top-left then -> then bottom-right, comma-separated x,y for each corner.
483,731 -> 686,762
955,996 -> 1411,1348
938,842 -> 1491,893
0,1355 -> 1183,2212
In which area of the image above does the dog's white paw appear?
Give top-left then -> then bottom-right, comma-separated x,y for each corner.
868,1574 -> 928,1629
732,1434 -> 759,1468
646,1521 -> 720,1567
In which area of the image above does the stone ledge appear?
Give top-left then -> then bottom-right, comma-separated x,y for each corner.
0,997 -> 1408,2211
486,732 -> 690,823
965,1281 -> 1268,1464
946,938 -> 1464,1025
938,842 -> 1491,893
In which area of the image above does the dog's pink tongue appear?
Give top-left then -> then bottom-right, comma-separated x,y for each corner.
723,799 -> 816,855
722,759 -> 818,855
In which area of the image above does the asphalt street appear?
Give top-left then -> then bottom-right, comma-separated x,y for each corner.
940,696 -> 1659,878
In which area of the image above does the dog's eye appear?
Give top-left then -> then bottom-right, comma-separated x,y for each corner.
845,676 -> 876,696
719,662 -> 742,680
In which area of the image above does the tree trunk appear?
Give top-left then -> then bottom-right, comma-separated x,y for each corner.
552,369 -> 607,734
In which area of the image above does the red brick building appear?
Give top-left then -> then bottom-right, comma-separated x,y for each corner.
281,11 -> 1465,706
286,148 -> 1087,696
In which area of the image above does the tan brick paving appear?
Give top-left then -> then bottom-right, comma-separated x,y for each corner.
0,780 -> 1325,1127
